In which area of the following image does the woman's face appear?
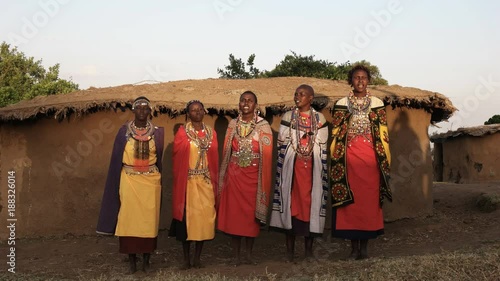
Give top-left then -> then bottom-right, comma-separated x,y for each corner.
187,102 -> 205,123
133,104 -> 151,122
351,69 -> 369,94
294,87 -> 313,110
239,93 -> 257,115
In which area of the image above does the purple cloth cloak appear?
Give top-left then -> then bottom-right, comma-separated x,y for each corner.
96,124 -> 164,235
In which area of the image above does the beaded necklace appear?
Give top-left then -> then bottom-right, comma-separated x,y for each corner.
186,122 -> 212,170
126,120 -> 155,168
290,107 -> 317,158
347,91 -> 372,141
236,116 -> 256,138
186,122 -> 212,150
129,120 -> 153,141
132,121 -> 151,131
235,114 -> 257,167
347,92 -> 371,113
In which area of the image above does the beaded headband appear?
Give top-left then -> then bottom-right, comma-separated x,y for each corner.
132,98 -> 151,110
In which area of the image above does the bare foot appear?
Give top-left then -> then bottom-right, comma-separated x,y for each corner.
356,253 -> 368,260
128,258 -> 137,274
142,262 -> 150,273
180,262 -> 191,270
128,268 -> 137,275
346,250 -> 359,260
303,256 -> 317,263
243,256 -> 257,265
192,261 -> 204,268
356,246 -> 368,260
227,258 -> 241,267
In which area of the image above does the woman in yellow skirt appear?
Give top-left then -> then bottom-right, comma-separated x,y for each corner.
97,96 -> 164,273
169,100 -> 219,269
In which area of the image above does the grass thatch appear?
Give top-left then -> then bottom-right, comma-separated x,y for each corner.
431,124 -> 500,142
0,77 -> 455,122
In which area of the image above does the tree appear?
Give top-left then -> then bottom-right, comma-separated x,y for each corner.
484,115 -> 500,125
217,51 -> 388,85
217,53 -> 260,79
262,51 -> 351,81
0,42 -> 79,107
264,54 -> 388,85
263,51 -> 331,78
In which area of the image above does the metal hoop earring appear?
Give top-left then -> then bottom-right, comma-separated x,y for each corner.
255,109 -> 261,118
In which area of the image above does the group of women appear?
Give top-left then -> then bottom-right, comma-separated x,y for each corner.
96,65 -> 392,274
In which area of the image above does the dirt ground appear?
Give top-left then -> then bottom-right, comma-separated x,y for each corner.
1,182 -> 499,280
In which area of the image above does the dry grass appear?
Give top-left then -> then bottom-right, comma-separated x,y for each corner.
2,246 -> 498,281
274,248 -> 500,281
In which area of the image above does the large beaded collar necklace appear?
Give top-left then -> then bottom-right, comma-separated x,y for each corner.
186,122 -> 212,150
347,91 -> 371,114
126,120 -> 155,162
347,91 -> 372,139
236,114 -> 257,138
186,122 -> 212,171
235,113 -> 258,167
127,120 -> 154,141
290,107 -> 318,157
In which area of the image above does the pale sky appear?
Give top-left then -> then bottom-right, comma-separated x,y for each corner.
1,0 -> 499,133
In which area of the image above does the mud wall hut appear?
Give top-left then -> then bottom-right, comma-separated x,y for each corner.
0,77 -> 455,238
431,124 -> 500,183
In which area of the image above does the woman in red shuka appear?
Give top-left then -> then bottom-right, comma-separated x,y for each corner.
217,91 -> 273,266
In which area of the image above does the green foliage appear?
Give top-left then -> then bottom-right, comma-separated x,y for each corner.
217,53 -> 260,79
484,114 -> 500,125
0,42 -> 79,107
262,51 -> 351,81
217,51 -> 388,85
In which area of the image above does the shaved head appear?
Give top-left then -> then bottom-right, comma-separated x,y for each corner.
296,84 -> 314,96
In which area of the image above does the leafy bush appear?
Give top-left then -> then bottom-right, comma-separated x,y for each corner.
0,42 -> 79,107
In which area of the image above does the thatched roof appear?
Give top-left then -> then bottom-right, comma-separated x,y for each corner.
0,77 -> 455,122
430,124 -> 500,142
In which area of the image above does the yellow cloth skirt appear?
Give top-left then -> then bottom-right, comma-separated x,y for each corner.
186,175 -> 216,241
115,139 -> 161,238
185,140 -> 216,241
